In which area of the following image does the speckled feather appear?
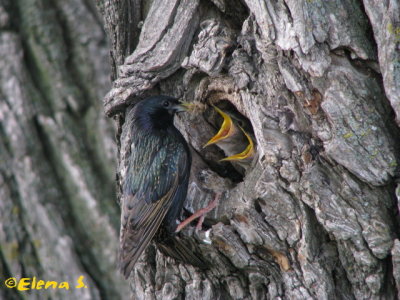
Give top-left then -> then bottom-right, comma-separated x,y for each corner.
120,96 -> 191,279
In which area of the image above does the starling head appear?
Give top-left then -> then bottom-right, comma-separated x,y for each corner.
134,95 -> 187,130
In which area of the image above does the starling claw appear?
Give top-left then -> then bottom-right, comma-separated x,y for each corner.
220,126 -> 255,161
175,193 -> 221,233
204,105 -> 237,147
203,229 -> 212,244
196,215 -> 206,231
195,228 -> 212,245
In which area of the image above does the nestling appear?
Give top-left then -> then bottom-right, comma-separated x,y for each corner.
204,105 -> 255,164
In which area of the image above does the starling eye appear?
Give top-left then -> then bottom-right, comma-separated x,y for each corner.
163,101 -> 170,107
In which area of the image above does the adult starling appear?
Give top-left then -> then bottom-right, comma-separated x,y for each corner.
120,95 -> 191,279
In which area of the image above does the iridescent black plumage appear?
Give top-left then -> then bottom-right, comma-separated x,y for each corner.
120,95 -> 191,278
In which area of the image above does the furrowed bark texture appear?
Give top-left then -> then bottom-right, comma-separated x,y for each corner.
0,0 -> 130,299
99,0 -> 400,299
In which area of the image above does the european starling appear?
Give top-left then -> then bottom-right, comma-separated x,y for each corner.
120,95 -> 191,279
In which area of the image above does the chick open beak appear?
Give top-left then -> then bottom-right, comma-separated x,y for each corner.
220,126 -> 255,161
204,105 -> 237,147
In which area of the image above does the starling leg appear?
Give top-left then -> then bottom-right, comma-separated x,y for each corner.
196,215 -> 205,231
176,193 -> 221,233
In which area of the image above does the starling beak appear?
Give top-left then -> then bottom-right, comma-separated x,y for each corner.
179,101 -> 207,114
204,105 -> 256,163
204,105 -> 238,147
119,95 -> 191,279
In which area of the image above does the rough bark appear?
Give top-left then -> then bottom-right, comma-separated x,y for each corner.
98,0 -> 400,299
0,0 -> 130,299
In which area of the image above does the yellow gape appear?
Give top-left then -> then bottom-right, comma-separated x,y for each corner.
205,105 -> 255,161
204,105 -> 237,147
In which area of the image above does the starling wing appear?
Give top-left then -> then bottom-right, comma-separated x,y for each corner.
120,129 -> 190,279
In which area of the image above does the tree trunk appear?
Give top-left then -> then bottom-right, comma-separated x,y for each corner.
98,0 -> 400,299
0,0 -> 130,299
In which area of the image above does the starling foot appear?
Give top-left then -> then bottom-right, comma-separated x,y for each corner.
176,193 -> 221,233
